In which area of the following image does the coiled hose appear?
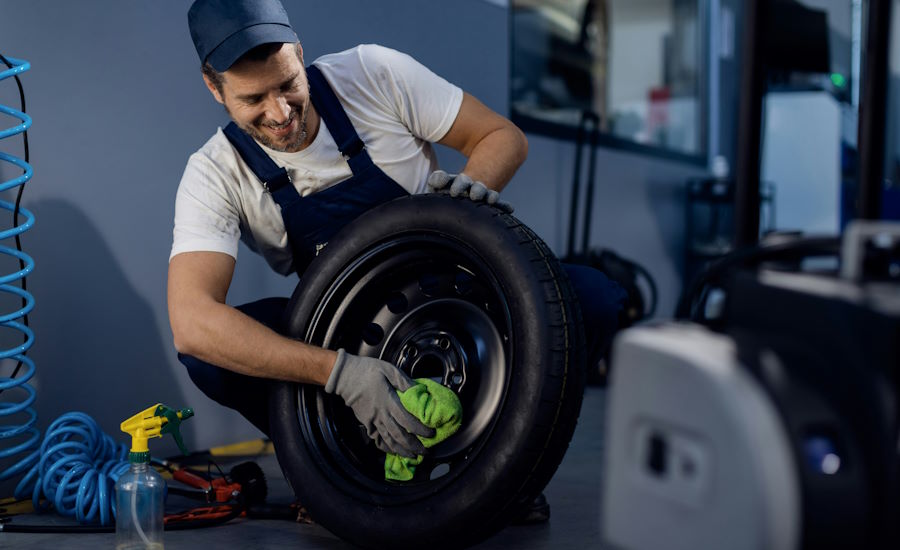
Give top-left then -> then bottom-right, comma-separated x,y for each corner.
0,54 -> 39,499
0,55 -> 133,527
22,412 -> 130,525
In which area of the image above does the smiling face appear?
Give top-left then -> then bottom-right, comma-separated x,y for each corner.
204,42 -> 318,153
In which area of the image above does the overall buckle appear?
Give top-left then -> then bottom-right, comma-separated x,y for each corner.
263,171 -> 292,193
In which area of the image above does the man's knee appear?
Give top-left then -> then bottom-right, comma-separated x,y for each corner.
178,352 -> 272,436
563,263 -> 628,362
564,265 -> 626,326
179,352 -> 224,401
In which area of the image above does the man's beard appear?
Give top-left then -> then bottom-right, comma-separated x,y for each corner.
230,103 -> 310,153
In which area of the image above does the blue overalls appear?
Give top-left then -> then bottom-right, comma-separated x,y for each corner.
179,64 -> 626,436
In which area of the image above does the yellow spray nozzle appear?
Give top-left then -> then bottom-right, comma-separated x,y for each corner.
120,403 -> 194,458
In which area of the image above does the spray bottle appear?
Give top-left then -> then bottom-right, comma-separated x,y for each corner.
116,404 -> 193,550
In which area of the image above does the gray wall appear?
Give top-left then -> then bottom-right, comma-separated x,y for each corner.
0,0 -> 701,471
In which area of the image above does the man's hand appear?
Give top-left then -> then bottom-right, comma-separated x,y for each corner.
324,350 -> 435,458
427,170 -> 514,213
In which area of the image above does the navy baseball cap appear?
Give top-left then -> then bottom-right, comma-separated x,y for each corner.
188,0 -> 298,72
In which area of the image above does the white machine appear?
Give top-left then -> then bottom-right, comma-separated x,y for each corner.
601,222 -> 900,550
602,323 -> 800,550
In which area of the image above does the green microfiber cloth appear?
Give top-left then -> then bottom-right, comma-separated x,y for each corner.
385,378 -> 463,481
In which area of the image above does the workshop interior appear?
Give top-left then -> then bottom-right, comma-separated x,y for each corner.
1,0 -> 899,548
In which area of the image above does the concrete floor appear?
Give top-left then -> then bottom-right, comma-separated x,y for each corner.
1,387 -> 607,549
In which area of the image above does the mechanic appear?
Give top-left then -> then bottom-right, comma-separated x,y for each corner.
169,0 -> 625,520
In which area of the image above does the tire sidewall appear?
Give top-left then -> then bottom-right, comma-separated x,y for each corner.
270,194 -> 581,547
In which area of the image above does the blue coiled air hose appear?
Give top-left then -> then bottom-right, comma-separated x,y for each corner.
0,54 -> 39,498
24,413 -> 131,525
0,55 -> 133,527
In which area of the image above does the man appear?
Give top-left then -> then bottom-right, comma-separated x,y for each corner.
171,0 -> 624,521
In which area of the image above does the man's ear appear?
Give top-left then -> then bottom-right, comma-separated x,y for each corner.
202,73 -> 225,104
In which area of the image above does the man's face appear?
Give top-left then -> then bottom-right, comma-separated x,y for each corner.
207,43 -> 314,153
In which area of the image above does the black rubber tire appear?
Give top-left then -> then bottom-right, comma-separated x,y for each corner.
269,193 -> 585,549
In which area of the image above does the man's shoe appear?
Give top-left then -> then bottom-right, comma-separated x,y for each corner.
511,492 -> 550,525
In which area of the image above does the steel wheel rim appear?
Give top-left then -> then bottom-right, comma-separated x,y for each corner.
294,233 -> 514,499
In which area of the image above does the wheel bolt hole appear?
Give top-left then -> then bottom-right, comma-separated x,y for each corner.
454,272 -> 474,296
362,323 -> 385,346
451,373 -> 463,386
438,338 -> 451,350
386,292 -> 408,314
419,274 -> 441,297
429,463 -> 451,480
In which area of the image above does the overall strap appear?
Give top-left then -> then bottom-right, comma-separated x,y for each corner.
306,64 -> 371,174
222,122 -> 294,195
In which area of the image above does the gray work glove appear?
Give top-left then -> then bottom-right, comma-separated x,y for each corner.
324,349 -> 435,458
427,170 -> 514,213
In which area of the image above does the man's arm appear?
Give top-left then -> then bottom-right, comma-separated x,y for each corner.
168,250 -> 433,457
167,250 -> 336,384
437,92 -> 528,191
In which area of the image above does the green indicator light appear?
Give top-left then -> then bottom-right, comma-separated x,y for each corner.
831,73 -> 847,88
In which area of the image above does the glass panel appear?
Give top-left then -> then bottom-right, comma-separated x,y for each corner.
511,0 -> 705,157
757,0 -> 861,235
883,0 -> 900,219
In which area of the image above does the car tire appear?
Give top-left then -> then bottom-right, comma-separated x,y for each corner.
268,193 -> 586,549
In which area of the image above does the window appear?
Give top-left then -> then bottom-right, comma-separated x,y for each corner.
883,0 -> 900,219
511,0 -> 706,162
756,0 -> 861,235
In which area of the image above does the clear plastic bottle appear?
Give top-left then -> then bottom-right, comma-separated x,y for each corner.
115,456 -> 165,550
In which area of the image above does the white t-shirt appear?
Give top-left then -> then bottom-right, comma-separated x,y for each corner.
171,44 -> 464,275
